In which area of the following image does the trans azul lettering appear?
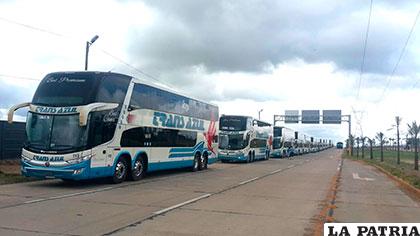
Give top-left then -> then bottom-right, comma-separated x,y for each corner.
153,111 -> 204,131
35,106 -> 77,114
33,155 -> 64,162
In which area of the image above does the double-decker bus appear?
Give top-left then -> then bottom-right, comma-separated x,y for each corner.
271,126 -> 295,158
8,71 -> 219,183
218,115 -> 272,163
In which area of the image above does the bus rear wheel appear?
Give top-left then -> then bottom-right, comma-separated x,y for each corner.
131,156 -> 146,181
192,153 -> 201,172
200,152 -> 208,170
112,157 -> 128,184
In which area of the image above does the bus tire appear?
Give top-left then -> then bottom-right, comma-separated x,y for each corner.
200,152 -> 208,170
192,153 -> 200,172
112,157 -> 128,184
131,156 -> 146,181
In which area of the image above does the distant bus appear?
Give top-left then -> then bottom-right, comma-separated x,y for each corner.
336,142 -> 343,149
271,126 -> 295,158
8,71 -> 219,183
218,115 -> 272,163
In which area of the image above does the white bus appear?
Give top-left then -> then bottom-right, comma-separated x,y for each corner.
8,71 -> 219,183
218,115 -> 272,163
271,126 -> 295,158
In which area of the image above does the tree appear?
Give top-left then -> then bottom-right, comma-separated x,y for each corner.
376,132 -> 385,162
407,121 -> 420,170
361,137 -> 366,158
396,116 -> 401,164
356,137 -> 360,158
368,138 -> 374,160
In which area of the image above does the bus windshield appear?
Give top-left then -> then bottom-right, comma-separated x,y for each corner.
220,116 -> 247,131
273,138 -> 282,149
26,112 -> 89,152
219,133 -> 248,150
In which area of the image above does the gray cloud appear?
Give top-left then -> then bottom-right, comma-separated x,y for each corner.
127,0 -> 418,77
0,81 -> 35,109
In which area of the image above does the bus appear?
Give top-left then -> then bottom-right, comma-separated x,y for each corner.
8,71 -> 219,183
271,126 -> 295,158
218,115 -> 272,163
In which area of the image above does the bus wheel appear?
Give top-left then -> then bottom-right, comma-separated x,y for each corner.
112,158 -> 128,184
192,153 -> 200,172
131,156 -> 146,181
200,152 -> 208,170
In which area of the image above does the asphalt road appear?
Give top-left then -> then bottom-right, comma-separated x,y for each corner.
0,149 -> 418,236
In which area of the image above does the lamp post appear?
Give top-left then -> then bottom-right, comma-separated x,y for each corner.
85,35 -> 99,71
258,109 -> 263,120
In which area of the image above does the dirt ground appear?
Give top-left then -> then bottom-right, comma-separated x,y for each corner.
0,160 -> 20,175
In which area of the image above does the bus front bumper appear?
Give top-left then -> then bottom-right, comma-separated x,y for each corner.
21,160 -> 92,180
218,153 -> 247,162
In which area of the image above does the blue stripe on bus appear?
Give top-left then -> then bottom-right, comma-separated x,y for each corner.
169,141 -> 204,153
148,160 -> 194,171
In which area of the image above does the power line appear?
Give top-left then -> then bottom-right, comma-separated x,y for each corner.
356,0 -> 374,100
0,16 -> 65,38
376,9 -> 420,103
0,16 -> 169,86
0,73 -> 40,81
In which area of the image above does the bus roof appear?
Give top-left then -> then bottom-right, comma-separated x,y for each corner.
45,71 -> 218,108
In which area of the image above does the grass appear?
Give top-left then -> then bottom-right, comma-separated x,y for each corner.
343,149 -> 420,190
0,171 -> 36,185
0,160 -> 37,185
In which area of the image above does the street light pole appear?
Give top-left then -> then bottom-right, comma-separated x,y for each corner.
84,35 -> 99,71
258,109 -> 263,120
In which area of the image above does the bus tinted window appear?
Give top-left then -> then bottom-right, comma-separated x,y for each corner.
33,73 -> 99,106
33,73 -> 131,106
250,139 -> 267,148
130,84 -> 218,121
121,127 -> 197,148
96,75 -> 130,105
220,116 -> 247,131
273,127 -> 282,137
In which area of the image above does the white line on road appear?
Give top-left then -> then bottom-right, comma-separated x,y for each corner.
23,186 -> 115,204
287,164 -> 295,169
153,193 -> 211,215
238,177 -> 260,185
270,169 -> 284,174
352,172 -> 375,181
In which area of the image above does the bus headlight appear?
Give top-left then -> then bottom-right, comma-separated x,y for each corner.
21,154 -> 31,162
66,154 -> 93,164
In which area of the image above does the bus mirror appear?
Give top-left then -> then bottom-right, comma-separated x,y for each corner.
79,103 -> 119,126
7,102 -> 31,124
128,104 -> 141,111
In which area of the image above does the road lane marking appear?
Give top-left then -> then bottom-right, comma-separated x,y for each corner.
287,164 -> 295,168
153,193 -> 212,215
23,186 -> 115,204
352,172 -> 375,181
238,177 -> 260,185
270,169 -> 284,174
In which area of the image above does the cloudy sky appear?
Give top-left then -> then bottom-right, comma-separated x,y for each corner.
0,0 -> 419,142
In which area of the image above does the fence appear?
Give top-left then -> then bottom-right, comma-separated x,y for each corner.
0,121 -> 26,160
